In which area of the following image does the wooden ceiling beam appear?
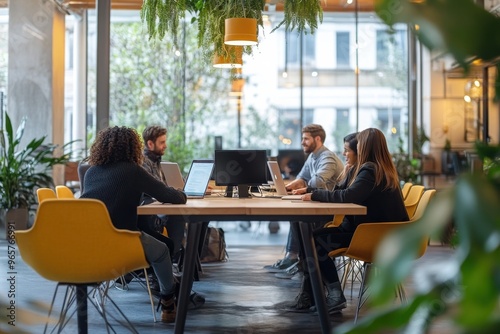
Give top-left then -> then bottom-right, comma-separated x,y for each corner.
59,0 -> 375,12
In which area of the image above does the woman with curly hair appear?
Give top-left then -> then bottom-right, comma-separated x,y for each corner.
81,126 -> 187,323
290,128 -> 408,314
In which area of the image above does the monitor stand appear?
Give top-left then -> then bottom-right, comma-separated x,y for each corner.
237,185 -> 251,198
224,185 -> 251,198
224,186 -> 233,198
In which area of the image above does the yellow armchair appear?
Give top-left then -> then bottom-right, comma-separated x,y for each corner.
404,184 -> 425,219
36,188 -> 56,203
55,185 -> 75,199
343,189 -> 436,322
15,199 -> 150,332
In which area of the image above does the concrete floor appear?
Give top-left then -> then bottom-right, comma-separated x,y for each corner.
1,221 -> 456,334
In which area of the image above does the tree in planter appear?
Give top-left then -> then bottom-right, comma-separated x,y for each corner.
0,112 -> 71,228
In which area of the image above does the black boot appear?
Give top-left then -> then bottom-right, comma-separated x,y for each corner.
287,275 -> 314,313
325,281 -> 346,313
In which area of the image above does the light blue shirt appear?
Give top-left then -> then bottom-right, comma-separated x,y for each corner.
296,145 -> 344,191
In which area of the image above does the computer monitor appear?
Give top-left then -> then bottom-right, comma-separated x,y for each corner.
277,149 -> 306,180
215,149 -> 268,198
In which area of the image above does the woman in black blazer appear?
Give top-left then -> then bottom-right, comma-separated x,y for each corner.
290,128 -> 408,314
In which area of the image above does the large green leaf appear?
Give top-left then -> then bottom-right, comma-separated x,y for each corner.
338,142 -> 500,332
0,112 -> 73,210
453,175 -> 500,328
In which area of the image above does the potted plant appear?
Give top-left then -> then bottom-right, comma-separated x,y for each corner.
0,112 -> 71,237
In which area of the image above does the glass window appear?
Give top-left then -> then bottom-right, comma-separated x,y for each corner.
286,32 -> 316,67
60,11 -> 409,161
376,29 -> 407,69
336,31 -> 350,68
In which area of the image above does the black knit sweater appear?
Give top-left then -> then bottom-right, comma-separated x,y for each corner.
81,161 -> 187,231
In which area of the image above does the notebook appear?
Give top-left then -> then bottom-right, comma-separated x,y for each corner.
182,160 -> 214,199
160,162 -> 185,189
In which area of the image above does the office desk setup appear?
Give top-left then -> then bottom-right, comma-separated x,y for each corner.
138,196 -> 367,334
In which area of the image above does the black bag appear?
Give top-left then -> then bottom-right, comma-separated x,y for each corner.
200,226 -> 228,263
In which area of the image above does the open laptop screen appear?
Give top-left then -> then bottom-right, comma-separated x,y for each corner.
183,160 -> 214,198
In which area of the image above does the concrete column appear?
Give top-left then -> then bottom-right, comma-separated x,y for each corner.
72,11 -> 87,156
8,0 -> 66,183
96,0 -> 110,131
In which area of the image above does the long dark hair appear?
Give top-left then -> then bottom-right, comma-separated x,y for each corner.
351,128 -> 399,190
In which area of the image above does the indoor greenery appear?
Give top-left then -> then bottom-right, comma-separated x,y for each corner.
140,0 -> 323,61
335,142 -> 500,334
0,112 -> 71,211
333,0 -> 500,332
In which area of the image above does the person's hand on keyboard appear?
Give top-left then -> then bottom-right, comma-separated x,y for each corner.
291,187 -> 307,195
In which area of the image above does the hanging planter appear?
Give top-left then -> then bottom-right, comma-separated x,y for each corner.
224,18 -> 258,46
141,0 -> 324,65
213,45 -> 243,69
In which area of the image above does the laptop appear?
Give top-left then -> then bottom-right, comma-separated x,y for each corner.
255,161 -> 291,198
267,161 -> 289,196
182,160 -> 214,199
268,161 -> 306,200
160,162 -> 185,189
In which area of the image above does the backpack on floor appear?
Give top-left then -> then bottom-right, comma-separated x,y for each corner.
200,226 -> 228,263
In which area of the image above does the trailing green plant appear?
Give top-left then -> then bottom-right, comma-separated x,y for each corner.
140,0 -> 195,43
271,0 -> 324,34
196,0 -> 265,60
335,142 -> 500,333
140,0 -> 323,62
0,112 -> 72,210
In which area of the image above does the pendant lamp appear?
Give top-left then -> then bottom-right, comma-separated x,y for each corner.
213,46 -> 243,68
224,18 -> 258,46
230,78 -> 245,97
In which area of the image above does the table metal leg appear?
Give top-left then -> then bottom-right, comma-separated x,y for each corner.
299,222 -> 331,334
76,285 -> 88,334
174,222 -> 202,334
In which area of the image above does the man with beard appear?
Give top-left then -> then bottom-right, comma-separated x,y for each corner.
263,124 -> 344,277
141,125 -> 205,309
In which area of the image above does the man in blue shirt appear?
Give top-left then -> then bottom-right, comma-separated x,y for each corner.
264,124 -> 344,276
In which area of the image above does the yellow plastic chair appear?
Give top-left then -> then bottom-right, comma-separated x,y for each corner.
344,189 -> 436,322
401,182 -> 413,200
404,184 -> 425,219
36,188 -> 57,203
55,185 -> 75,199
15,199 -> 154,333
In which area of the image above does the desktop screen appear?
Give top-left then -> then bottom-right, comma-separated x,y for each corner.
214,149 -> 268,197
277,149 -> 306,179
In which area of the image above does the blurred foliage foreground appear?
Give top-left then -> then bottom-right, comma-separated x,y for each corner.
335,142 -> 500,333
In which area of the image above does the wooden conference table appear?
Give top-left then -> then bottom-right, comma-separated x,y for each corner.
138,196 -> 366,334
